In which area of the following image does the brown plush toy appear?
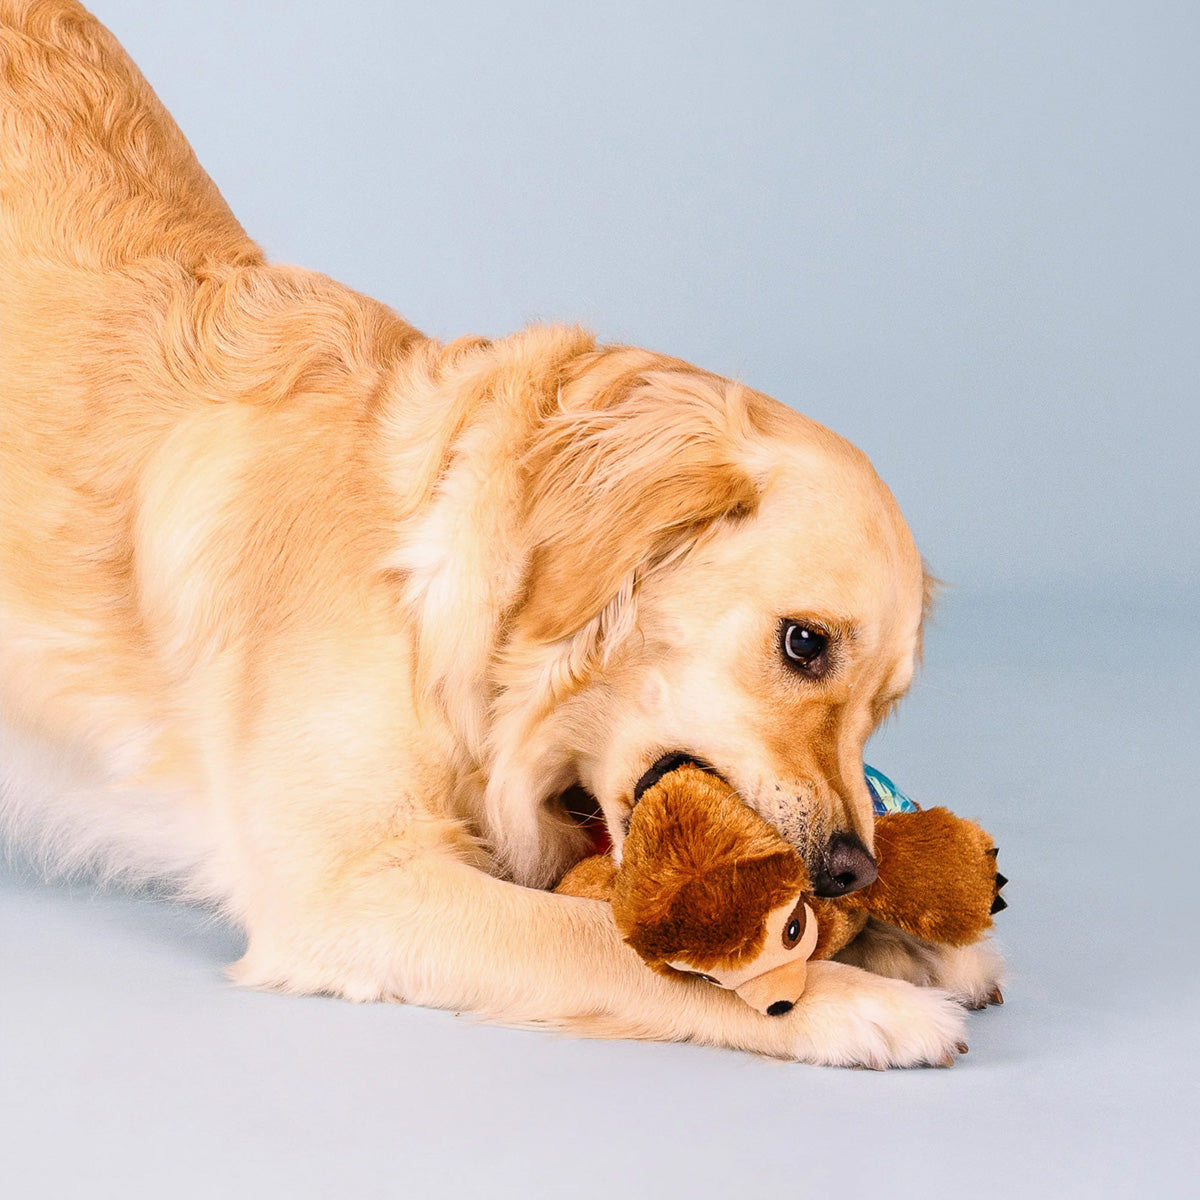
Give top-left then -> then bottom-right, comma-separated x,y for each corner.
555,761 -> 1006,1016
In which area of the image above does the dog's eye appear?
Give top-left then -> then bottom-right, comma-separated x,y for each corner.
689,972 -> 719,985
782,622 -> 830,677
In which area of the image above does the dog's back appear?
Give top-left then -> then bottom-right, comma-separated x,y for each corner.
2,0 -> 254,686
0,0 -> 417,882
1,0 -> 256,267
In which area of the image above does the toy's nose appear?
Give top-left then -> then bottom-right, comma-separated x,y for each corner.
734,957 -> 810,1017
811,831 -> 877,898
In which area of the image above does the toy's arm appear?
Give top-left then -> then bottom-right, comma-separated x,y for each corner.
840,807 -> 1005,946
554,854 -> 618,901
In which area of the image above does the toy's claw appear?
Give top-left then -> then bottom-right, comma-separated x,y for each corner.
987,846 -> 999,859
990,868 -> 1009,914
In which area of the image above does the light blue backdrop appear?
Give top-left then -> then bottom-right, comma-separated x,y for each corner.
4,4 -> 1197,1198
98,0 -> 1200,593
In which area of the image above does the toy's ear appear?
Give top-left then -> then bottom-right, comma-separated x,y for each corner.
612,766 -> 809,969
518,360 -> 762,645
618,853 -> 807,970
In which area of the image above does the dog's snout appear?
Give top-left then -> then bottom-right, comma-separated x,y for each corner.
812,832 -> 878,897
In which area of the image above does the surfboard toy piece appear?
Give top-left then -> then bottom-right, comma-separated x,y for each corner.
864,763 -> 920,815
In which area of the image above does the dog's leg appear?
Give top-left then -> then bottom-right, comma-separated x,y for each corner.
834,917 -> 1006,1009
223,819 -> 969,1068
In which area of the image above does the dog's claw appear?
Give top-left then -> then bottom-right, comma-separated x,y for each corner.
933,1052 -> 956,1068
956,1041 -> 969,1054
988,986 -> 1004,1006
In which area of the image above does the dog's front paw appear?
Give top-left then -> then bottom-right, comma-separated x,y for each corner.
787,960 -> 969,1069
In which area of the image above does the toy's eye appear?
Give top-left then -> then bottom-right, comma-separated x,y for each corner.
781,622 -> 831,678
782,900 -> 807,949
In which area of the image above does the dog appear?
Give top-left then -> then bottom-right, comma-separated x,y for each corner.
0,0 -> 1002,1067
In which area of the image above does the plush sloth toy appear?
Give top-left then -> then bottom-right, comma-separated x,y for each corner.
555,760 -> 1007,1017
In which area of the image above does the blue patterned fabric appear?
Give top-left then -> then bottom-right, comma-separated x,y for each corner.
864,764 -> 919,815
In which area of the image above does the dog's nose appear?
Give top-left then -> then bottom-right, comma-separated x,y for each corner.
812,832 -> 878,897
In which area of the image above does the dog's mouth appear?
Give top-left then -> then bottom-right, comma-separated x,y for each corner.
559,782 -> 606,839
559,756 -> 862,894
558,752 -> 724,860
557,752 -> 702,839
631,751 -> 720,803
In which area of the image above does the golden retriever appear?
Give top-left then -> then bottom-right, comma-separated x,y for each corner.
0,0 -> 1002,1066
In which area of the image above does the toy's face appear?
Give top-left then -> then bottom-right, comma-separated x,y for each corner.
666,894 -> 819,1016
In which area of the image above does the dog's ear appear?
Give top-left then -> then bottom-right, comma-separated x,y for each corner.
917,560 -> 942,661
518,365 -> 762,644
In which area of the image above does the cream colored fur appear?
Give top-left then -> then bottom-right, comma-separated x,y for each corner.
0,1 -> 1001,1066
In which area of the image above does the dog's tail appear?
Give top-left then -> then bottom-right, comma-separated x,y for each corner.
0,0 -> 260,270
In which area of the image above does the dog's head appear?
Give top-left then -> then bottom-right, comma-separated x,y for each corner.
486,346 -> 930,891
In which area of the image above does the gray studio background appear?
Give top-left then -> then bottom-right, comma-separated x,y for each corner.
3,2 -> 1197,1197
